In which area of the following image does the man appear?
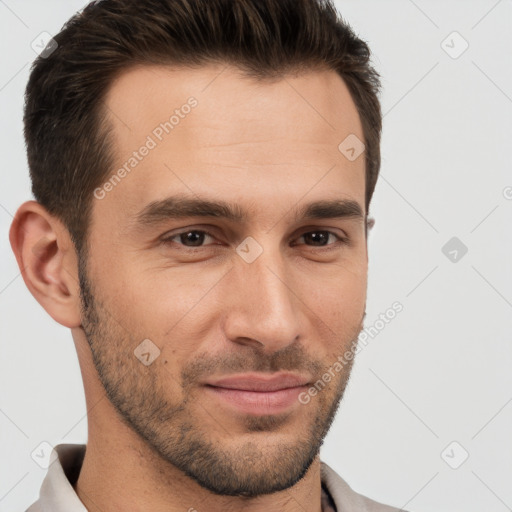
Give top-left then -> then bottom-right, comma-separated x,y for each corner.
10,0 -> 406,510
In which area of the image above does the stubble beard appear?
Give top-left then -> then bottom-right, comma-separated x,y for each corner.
78,255 -> 359,497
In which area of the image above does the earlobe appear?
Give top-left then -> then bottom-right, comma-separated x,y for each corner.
9,201 -> 82,328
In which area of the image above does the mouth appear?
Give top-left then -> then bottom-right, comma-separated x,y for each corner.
203,372 -> 311,415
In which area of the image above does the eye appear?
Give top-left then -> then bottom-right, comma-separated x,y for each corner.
160,228 -> 348,251
162,230 -> 217,247
294,230 -> 347,248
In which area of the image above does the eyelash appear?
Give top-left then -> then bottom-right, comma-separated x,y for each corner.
160,229 -> 349,251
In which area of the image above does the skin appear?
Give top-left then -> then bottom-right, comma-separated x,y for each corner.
10,64 -> 369,512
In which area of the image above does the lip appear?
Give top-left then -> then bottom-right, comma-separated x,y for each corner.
204,372 -> 311,391
203,373 -> 311,415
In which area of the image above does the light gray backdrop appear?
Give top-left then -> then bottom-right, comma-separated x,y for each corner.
1,1 -> 511,511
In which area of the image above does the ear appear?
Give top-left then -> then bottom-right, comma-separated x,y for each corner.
9,200 -> 82,328
365,216 -> 374,262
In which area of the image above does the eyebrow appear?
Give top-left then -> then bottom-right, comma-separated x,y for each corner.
132,195 -> 365,229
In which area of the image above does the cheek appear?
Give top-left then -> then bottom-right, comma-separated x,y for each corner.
106,264 -> 225,351
299,259 -> 367,312
322,286 -> 366,333
297,264 -> 367,350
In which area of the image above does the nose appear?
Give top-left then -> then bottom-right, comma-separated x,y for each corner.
222,246 -> 302,353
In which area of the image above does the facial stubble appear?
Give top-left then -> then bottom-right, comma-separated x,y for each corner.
78,254 -> 361,497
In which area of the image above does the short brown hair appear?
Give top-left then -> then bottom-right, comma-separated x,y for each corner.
24,0 -> 382,254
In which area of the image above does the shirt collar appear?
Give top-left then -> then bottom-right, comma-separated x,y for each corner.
32,444 -> 87,512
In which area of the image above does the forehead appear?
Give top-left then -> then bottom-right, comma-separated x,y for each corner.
95,64 -> 365,228
104,63 -> 363,145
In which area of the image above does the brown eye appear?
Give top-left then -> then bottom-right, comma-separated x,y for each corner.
297,231 -> 346,247
162,230 -> 216,247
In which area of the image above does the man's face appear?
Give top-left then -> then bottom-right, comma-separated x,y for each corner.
80,64 -> 368,497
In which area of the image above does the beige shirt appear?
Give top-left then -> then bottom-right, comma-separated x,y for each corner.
26,444 -> 407,512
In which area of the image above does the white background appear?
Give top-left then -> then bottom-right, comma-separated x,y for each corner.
1,1 -> 511,511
